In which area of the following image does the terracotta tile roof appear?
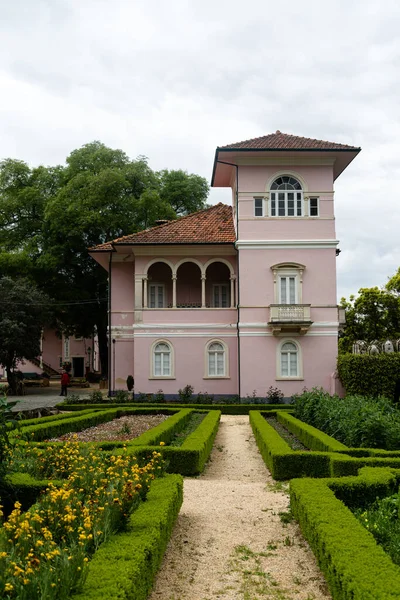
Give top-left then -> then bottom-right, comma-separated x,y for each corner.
90,203 -> 235,251
219,130 -> 360,151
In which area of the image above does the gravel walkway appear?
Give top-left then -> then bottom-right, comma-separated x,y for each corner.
149,415 -> 331,600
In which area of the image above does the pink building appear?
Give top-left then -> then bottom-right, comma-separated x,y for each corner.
14,328 -> 98,378
90,132 -> 360,400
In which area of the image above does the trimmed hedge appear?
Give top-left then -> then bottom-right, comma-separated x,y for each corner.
10,408 -> 182,442
0,472 -> 64,516
72,474 -> 183,600
58,402 -> 294,415
249,411 -> 331,479
7,409 -> 103,431
290,467 -> 400,599
116,410 -> 221,476
14,408 -> 221,476
251,410 -> 400,479
277,412 -> 348,452
337,353 -> 400,398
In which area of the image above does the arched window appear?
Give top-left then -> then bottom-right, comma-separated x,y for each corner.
207,342 -> 226,377
280,341 -> 298,377
153,342 -> 172,377
270,176 -> 303,217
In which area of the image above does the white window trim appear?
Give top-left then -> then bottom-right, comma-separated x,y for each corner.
254,197 -> 264,217
270,190 -> 303,217
204,339 -> 230,379
309,196 -> 320,217
271,264 -> 305,304
149,339 -> 175,379
212,283 -> 230,308
276,339 -> 303,380
148,282 -> 166,309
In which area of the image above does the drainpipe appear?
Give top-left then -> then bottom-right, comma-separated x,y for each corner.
108,252 -> 113,398
216,160 -> 241,400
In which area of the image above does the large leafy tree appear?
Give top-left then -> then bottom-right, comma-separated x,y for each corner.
0,142 -> 209,374
0,278 -> 51,394
339,284 -> 400,353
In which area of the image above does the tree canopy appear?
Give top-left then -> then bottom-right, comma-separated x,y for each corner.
0,142 -> 210,374
339,277 -> 400,353
0,278 -> 51,393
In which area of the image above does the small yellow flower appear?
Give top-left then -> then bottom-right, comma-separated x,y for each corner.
5,583 -> 13,592
159,441 -> 165,446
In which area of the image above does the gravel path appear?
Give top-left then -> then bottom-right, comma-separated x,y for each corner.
149,415 -> 331,600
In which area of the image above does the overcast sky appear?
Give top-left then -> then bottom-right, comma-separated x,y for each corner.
1,0 -> 399,301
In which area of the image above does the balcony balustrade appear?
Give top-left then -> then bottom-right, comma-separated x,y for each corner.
269,304 -> 312,335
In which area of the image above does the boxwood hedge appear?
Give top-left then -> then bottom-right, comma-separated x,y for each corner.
290,467 -> 400,599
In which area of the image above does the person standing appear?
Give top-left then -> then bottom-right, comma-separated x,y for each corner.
60,369 -> 70,397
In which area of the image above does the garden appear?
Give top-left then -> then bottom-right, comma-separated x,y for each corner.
4,387 -> 400,599
0,395 -> 222,599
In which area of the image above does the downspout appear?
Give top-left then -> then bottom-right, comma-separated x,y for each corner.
216,160 -> 241,400
108,252 -> 113,398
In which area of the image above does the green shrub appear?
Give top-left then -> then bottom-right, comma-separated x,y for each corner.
87,390 -> 104,403
293,388 -> 400,449
178,384 -> 194,402
337,353 -> 400,398
112,390 -> 130,403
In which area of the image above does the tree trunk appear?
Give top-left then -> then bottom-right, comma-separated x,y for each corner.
6,364 -> 18,396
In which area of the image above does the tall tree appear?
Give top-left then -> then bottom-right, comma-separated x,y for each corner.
157,169 -> 209,215
0,278 -> 51,394
0,142 -> 210,375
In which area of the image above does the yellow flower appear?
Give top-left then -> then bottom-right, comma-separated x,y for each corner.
159,441 -> 165,446
4,583 -> 13,592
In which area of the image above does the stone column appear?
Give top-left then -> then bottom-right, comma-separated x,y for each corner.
143,277 -> 148,308
201,275 -> 206,308
172,274 -> 177,308
230,276 -> 236,308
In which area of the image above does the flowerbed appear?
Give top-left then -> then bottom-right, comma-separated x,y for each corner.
7,408 -> 221,477
0,439 -> 165,599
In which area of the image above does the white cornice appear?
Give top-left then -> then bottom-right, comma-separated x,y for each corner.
132,323 -> 237,330
132,245 -> 236,256
235,156 -> 335,166
236,239 -> 339,249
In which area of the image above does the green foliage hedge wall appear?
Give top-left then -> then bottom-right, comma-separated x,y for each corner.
337,354 -> 400,398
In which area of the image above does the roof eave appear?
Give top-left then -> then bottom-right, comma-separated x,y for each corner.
212,146 -> 361,186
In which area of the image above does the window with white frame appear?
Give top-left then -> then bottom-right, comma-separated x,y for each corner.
270,176 -> 303,217
153,342 -> 171,377
148,283 -> 165,308
213,284 -> 230,308
272,264 -> 305,305
207,342 -> 226,377
280,341 -> 298,377
309,197 -> 319,217
254,197 -> 263,217
279,275 -> 297,304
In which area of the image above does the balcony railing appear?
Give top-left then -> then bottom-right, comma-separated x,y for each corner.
269,304 -> 312,335
270,304 -> 311,322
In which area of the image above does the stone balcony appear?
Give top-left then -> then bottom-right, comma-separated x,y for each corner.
268,304 -> 313,335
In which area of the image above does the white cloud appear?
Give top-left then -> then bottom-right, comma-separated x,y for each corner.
0,0 -> 399,299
